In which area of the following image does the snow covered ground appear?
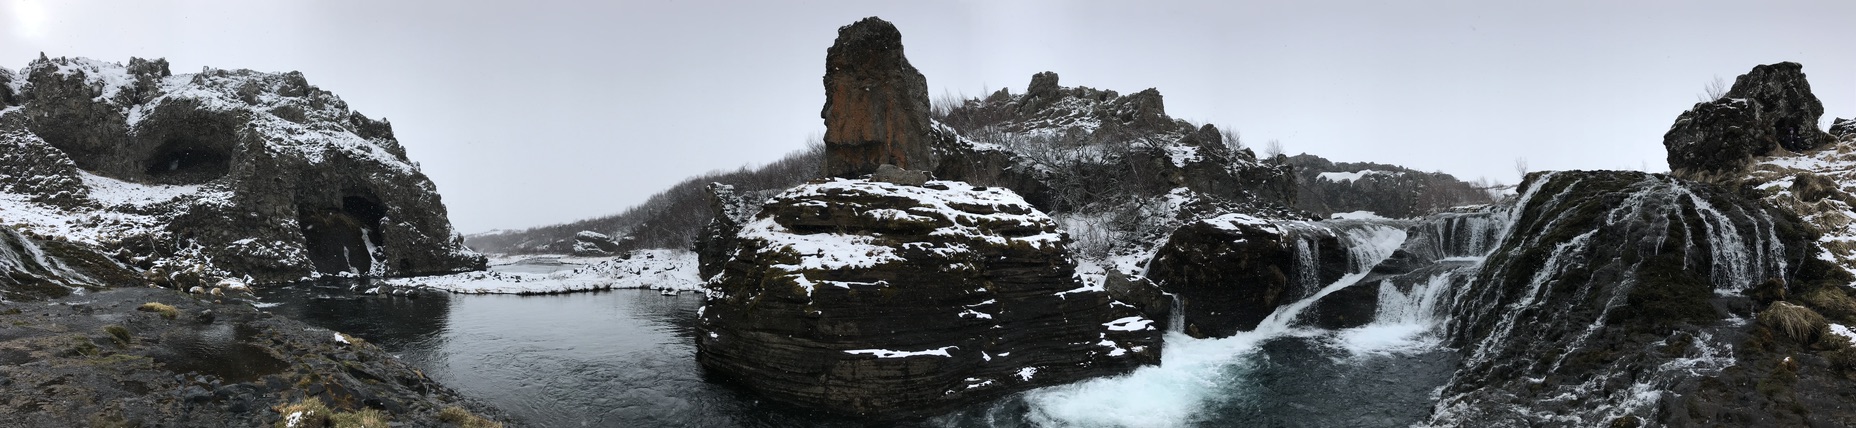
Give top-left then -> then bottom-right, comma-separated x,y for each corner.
387,249 -> 701,294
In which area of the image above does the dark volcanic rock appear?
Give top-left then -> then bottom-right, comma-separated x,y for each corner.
1432,170 -> 1852,426
0,66 -> 17,106
696,179 -> 1160,418
1833,117 -> 1855,140
694,183 -> 752,281
821,17 -> 936,178
1146,214 -> 1349,337
0,287 -> 507,427
1286,153 -> 1495,219
0,56 -> 484,284
1665,62 -> 1833,176
0,225 -> 138,302
570,231 -> 621,256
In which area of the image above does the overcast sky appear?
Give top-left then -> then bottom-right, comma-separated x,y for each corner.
4,1 -> 1853,233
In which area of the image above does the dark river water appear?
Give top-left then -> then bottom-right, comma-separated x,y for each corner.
255,277 -> 1458,427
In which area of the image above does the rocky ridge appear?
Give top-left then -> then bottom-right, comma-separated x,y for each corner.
0,56 -> 483,285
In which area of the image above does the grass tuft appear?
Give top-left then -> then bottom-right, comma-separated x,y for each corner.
438,406 -> 503,428
103,325 -> 132,347
1759,301 -> 1829,344
136,302 -> 179,319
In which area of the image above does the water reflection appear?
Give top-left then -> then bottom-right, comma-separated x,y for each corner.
254,280 -> 874,427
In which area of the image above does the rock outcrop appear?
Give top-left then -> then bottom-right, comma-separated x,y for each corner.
1665,62 -> 1833,176
934,72 -> 1296,212
1146,214 -> 1348,337
1431,170 -> 1851,426
570,231 -> 621,256
0,287 -> 507,426
1832,117 -> 1855,140
0,56 -> 484,284
0,225 -> 139,302
821,17 -> 936,178
696,179 -> 1160,418
1286,153 -> 1495,219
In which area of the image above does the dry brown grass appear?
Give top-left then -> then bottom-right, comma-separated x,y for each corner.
1759,301 -> 1829,344
437,406 -> 502,428
1802,287 -> 1856,324
136,302 -> 178,319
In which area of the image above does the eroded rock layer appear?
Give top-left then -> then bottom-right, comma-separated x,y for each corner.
696,179 -> 1160,418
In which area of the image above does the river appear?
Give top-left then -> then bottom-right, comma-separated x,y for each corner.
254,268 -> 1458,427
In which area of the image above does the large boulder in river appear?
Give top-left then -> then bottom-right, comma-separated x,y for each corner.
1146,214 -> 1350,337
696,178 -> 1160,418
820,17 -> 937,177
0,56 -> 484,284
1665,62 -> 1833,177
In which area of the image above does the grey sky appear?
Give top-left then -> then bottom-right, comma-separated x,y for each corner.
4,1 -> 1853,233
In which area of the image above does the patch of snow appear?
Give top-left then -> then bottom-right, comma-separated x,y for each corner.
845,346 -> 956,358
1016,367 -> 1038,381
391,249 -> 701,294
1329,210 -> 1385,220
332,333 -> 349,344
1103,316 -> 1154,332
1317,170 -> 1392,183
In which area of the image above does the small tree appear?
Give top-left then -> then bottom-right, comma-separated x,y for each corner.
1219,125 -> 1243,152
1264,139 -> 1284,159
1513,157 -> 1529,180
1698,76 -> 1728,103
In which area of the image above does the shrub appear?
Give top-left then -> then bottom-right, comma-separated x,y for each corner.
1759,301 -> 1828,344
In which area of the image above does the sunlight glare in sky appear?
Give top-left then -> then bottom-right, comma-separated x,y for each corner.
7,0 -> 50,39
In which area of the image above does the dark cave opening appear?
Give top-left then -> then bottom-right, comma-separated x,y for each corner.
143,141 -> 231,185
299,196 -> 388,275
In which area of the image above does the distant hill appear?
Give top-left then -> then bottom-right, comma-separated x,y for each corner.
1286,153 -> 1495,218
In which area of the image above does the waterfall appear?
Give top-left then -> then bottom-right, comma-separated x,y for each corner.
1167,292 -> 1186,335
1292,237 -> 1319,298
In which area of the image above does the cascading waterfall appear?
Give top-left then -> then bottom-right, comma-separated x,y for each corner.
1019,218 -> 1412,427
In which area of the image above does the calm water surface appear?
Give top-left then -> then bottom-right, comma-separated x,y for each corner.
255,266 -> 1455,427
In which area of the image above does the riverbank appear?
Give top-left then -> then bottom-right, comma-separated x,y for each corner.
387,249 -> 702,295
0,287 -> 510,427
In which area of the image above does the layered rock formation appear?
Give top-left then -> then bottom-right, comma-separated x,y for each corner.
1665,62 -> 1833,176
696,179 -> 1159,417
1146,214 -> 1407,337
821,17 -> 936,177
0,56 -> 483,284
1429,170 -> 1852,426
1286,153 -> 1495,219
935,71 -> 1297,212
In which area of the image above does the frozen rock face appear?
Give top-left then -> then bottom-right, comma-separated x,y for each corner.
1832,117 -> 1855,140
0,225 -> 138,301
1665,62 -> 1833,177
1430,170 -> 1853,426
821,17 -> 936,178
0,56 -> 483,284
696,179 -> 1160,418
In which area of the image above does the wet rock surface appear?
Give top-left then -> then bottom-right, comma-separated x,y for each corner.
1430,170 -> 1853,426
0,287 -> 508,427
696,178 -> 1160,418
1665,62 -> 1832,177
1146,213 -> 1348,337
0,56 -> 483,284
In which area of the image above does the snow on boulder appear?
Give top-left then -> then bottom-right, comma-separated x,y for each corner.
696,178 -> 1160,418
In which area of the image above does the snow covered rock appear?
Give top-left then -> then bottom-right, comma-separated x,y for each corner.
0,56 -> 484,283
569,230 -> 620,256
821,17 -> 937,178
696,178 -> 1160,418
1664,62 -> 1833,177
1146,213 -> 1352,337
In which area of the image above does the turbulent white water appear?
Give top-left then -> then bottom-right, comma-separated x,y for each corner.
1021,220 -> 1420,426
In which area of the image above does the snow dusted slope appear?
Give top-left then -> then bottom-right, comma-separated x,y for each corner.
387,249 -> 700,294
1748,132 -> 1856,276
0,56 -> 483,286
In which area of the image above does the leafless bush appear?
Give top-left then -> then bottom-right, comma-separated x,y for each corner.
1698,75 -> 1729,103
